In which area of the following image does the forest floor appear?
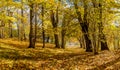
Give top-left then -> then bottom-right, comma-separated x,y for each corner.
0,39 -> 120,70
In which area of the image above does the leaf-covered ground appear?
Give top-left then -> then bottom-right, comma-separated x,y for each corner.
0,39 -> 120,70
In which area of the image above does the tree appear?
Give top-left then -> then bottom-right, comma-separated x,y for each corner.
42,3 -> 45,48
28,2 -> 35,48
74,0 -> 92,52
50,1 -> 60,48
20,0 -> 26,41
98,0 -> 109,50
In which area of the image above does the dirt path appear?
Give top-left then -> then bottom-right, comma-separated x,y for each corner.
37,50 -> 120,70
91,50 -> 120,70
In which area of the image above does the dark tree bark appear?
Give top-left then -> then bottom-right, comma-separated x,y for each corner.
50,9 -> 60,48
61,15 -> 66,49
61,34 -> 65,49
74,1 -> 92,52
42,4 -> 45,48
46,36 -> 50,43
54,34 -> 60,48
9,24 -> 13,38
28,4 -> 35,48
99,1 -> 109,50
61,27 -> 66,49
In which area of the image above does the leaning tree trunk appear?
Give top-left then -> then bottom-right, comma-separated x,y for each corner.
28,4 -> 35,48
74,1 -> 92,52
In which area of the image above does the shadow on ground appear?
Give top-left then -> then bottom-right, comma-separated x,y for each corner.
0,45 -> 92,61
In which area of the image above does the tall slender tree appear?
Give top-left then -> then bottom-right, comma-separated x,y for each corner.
50,1 -> 60,48
28,2 -> 35,48
99,0 -> 109,50
42,3 -> 45,48
21,0 -> 26,41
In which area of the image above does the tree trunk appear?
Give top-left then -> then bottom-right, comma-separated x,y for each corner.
84,34 -> 92,52
100,34 -> 109,50
8,11 -> 13,38
17,23 -> 20,40
91,0 -> 99,54
21,0 -> 26,41
99,1 -> 109,50
61,15 -> 66,49
33,4 -> 38,48
61,29 -> 65,49
28,4 -> 35,48
93,19 -> 98,55
74,2 -> 92,52
0,27 -> 4,38
78,36 -> 85,48
54,34 -> 60,48
78,38 -> 82,48
46,36 -> 50,43
50,9 -> 60,48
10,23 -> 13,38
16,10 -> 20,40
42,4 -> 45,48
